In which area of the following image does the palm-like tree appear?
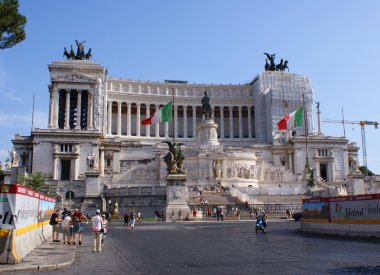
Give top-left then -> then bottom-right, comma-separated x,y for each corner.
24,172 -> 46,191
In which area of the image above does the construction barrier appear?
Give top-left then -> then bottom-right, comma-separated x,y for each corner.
0,184 -> 55,263
301,194 -> 380,237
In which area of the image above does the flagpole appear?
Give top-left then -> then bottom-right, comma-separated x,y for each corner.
172,88 -> 175,145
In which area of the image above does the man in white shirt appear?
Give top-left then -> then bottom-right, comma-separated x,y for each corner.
91,209 -> 102,252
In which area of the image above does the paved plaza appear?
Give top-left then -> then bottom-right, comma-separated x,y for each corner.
5,220 -> 380,275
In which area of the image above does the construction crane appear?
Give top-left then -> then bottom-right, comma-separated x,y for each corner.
322,119 -> 379,176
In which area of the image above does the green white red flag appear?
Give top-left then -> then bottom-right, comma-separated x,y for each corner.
277,107 -> 303,130
141,102 -> 172,125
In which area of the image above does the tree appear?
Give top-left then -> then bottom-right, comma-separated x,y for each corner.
359,166 -> 375,176
24,172 -> 46,191
0,0 -> 27,49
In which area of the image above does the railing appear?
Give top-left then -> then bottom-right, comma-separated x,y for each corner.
188,203 -> 302,219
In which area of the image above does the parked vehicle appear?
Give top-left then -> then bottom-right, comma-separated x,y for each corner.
255,217 -> 266,233
292,212 -> 302,221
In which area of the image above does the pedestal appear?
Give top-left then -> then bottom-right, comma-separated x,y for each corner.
3,170 -> 11,184
85,171 -> 100,196
196,119 -> 219,146
165,174 -> 191,222
347,174 -> 365,195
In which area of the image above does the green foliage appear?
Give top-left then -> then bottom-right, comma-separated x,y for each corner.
0,0 -> 27,49
24,172 -> 46,190
359,166 -> 375,176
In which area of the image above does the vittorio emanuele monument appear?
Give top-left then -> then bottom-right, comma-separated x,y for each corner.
5,43 -> 374,216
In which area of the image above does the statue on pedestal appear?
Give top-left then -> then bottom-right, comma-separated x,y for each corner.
201,91 -> 213,120
162,141 -> 185,175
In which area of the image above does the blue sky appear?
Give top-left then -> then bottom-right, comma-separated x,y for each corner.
1,1 -> 380,174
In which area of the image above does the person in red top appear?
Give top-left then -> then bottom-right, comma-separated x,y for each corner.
72,208 -> 88,245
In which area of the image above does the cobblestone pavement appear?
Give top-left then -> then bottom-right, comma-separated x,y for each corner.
9,220 -> 380,275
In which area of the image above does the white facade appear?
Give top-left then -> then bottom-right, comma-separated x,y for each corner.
11,60 -> 359,201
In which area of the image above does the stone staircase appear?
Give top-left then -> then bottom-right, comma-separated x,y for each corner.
188,190 -> 241,206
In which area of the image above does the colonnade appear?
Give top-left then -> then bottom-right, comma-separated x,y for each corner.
106,101 -> 255,139
48,87 -> 94,130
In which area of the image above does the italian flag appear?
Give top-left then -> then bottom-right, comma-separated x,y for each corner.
141,102 -> 173,125
277,107 -> 303,130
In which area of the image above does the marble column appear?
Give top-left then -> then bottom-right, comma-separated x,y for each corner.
155,104 -> 159,138
238,106 -> 243,138
174,105 -> 178,139
165,120 -> 169,138
100,149 -> 105,176
192,106 -> 196,138
107,101 -> 112,135
53,88 -> 59,128
229,106 -> 233,139
117,101 -> 122,136
53,156 -> 58,180
136,103 -> 141,137
127,102 -> 131,136
75,90 -> 82,130
146,104 -> 150,137
288,153 -> 293,173
247,106 -> 252,138
64,90 -> 70,129
220,106 -> 225,138
183,106 -> 187,138
87,93 -> 93,130
48,85 -> 54,128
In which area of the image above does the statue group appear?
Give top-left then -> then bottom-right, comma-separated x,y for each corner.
264,53 -> 289,72
63,40 -> 92,60
162,141 -> 185,175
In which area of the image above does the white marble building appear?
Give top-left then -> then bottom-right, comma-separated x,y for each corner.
11,59 -> 360,202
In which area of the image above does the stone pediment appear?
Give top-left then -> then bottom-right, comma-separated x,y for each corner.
52,72 -> 97,84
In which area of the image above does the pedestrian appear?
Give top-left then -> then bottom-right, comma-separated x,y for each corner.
220,208 -> 224,221
154,209 -> 160,221
137,211 -> 142,223
91,209 -> 102,252
72,208 -> 88,245
130,209 -> 136,230
101,214 -> 108,246
178,210 -> 182,221
49,209 -> 60,242
171,210 -> 175,222
123,210 -> 130,230
192,209 -> 197,219
61,211 -> 72,244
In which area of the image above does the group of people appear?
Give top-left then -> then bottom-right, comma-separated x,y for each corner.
123,209 -> 138,229
49,208 -> 108,253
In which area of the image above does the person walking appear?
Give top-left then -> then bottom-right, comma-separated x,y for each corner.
123,210 -> 130,230
61,211 -> 72,244
91,209 -> 102,252
101,214 -> 108,246
171,210 -> 175,222
49,209 -> 60,242
130,209 -> 136,230
72,208 -> 88,245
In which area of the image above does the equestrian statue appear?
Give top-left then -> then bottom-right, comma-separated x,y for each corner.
201,91 -> 214,120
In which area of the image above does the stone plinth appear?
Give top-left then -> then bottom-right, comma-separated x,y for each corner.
347,174 -> 365,195
165,174 -> 191,222
85,171 -> 100,196
196,119 -> 219,146
3,170 -> 11,184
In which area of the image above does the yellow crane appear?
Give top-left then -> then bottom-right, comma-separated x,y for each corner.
322,119 -> 379,176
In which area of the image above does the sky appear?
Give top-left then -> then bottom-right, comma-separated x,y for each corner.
1,1 -> 380,174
